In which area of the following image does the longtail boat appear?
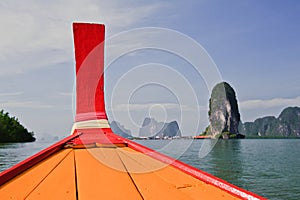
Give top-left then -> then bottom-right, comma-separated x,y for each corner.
0,23 -> 266,200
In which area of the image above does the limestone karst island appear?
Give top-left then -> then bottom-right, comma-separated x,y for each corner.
202,82 -> 245,139
201,81 -> 300,139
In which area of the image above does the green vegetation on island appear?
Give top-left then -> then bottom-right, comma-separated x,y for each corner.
201,82 -> 299,139
239,107 -> 300,138
0,110 -> 35,143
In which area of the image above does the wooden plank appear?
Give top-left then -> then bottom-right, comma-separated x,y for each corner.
26,150 -> 76,199
118,147 -> 239,200
123,138 -> 264,200
74,148 -> 142,200
117,148 -> 192,200
0,133 -> 80,186
0,149 -> 72,199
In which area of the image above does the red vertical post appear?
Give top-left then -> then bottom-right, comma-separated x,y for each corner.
73,23 -> 107,122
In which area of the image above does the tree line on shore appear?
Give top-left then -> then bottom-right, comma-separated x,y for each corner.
0,110 -> 35,143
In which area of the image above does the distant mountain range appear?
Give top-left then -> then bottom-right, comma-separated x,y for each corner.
239,106 -> 300,138
139,117 -> 182,138
110,106 -> 300,139
110,118 -> 182,139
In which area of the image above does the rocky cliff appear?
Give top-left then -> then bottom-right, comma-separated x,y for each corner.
203,82 -> 244,139
239,106 -> 300,137
139,118 -> 182,138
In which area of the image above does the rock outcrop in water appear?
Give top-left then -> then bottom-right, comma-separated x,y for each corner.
203,82 -> 244,139
109,121 -> 132,138
239,106 -> 300,137
139,117 -> 181,138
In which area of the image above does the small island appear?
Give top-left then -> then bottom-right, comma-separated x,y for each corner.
200,82 -> 300,139
110,118 -> 183,140
0,110 -> 35,143
139,117 -> 182,139
202,82 -> 245,139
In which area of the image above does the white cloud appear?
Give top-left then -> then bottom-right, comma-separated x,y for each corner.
0,92 -> 23,97
0,0 -> 164,76
58,92 -> 73,97
240,96 -> 300,110
0,100 -> 55,109
111,103 -> 194,112
0,0 -> 167,136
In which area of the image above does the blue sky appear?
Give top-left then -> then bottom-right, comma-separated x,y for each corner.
0,0 -> 299,138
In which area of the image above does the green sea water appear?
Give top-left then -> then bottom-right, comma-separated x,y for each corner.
137,139 -> 300,200
1,139 -> 299,200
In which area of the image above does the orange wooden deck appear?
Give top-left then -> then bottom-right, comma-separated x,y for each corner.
0,146 -> 241,200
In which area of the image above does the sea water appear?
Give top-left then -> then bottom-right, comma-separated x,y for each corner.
1,139 -> 299,200
137,139 -> 300,200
